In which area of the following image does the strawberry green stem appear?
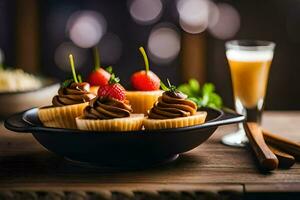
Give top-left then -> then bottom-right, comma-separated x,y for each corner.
93,46 -> 101,70
77,74 -> 82,83
166,78 -> 177,92
139,47 -> 149,74
167,79 -> 171,88
160,81 -> 169,91
69,54 -> 78,83
106,66 -> 113,74
108,73 -> 120,84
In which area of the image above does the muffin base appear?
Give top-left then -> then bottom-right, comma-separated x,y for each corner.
126,90 -> 163,114
90,86 -> 99,95
38,102 -> 88,129
76,114 -> 144,132
143,111 -> 207,130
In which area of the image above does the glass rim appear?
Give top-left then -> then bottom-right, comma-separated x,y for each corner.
225,40 -> 275,51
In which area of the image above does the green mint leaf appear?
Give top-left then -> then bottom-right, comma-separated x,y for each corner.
188,97 -> 201,106
189,79 -> 200,93
179,79 -> 223,109
202,83 -> 215,95
209,93 -> 223,108
178,84 -> 192,96
207,103 -> 218,109
202,93 -> 210,106
178,79 -> 201,97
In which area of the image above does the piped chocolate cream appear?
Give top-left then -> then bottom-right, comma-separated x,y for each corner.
148,91 -> 197,119
84,96 -> 133,119
52,82 -> 96,106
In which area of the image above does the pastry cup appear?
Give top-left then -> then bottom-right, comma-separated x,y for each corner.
143,111 -> 207,130
90,86 -> 99,95
38,102 -> 88,129
126,90 -> 163,114
76,114 -> 144,132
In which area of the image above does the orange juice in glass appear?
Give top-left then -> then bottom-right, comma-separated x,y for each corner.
222,40 -> 275,147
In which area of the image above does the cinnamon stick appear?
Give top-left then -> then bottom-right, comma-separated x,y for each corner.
263,130 -> 300,158
244,122 -> 279,171
267,145 -> 295,169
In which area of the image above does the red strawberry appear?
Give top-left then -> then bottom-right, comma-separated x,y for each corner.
97,74 -> 126,101
131,70 -> 160,91
87,67 -> 111,86
88,47 -> 111,86
130,47 -> 160,91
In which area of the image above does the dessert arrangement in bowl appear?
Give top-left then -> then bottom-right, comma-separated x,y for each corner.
5,47 -> 245,169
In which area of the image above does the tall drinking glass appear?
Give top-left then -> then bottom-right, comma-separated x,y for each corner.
222,40 -> 275,147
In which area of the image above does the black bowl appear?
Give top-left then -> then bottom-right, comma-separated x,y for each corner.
4,108 -> 244,169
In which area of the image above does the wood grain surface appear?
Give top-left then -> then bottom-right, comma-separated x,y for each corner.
0,111 -> 300,198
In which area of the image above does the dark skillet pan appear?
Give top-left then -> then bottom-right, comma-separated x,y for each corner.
4,107 -> 244,169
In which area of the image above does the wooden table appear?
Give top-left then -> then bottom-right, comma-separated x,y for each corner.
0,112 -> 300,199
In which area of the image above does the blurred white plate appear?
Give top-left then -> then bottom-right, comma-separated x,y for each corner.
0,78 -> 59,118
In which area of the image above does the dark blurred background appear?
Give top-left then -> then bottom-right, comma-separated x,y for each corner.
0,0 -> 299,110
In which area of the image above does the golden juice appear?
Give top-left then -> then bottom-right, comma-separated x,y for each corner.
226,50 -> 273,109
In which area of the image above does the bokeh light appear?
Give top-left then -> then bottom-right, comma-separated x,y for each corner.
129,0 -> 163,25
177,0 -> 210,34
207,1 -> 219,29
67,11 -> 107,48
208,3 -> 240,40
54,42 -> 87,71
97,32 -> 123,64
148,23 -> 181,65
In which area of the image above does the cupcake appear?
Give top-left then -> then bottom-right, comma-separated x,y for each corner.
87,47 -> 111,95
76,74 -> 144,132
38,54 -> 96,129
127,46 -> 163,114
143,80 -> 207,130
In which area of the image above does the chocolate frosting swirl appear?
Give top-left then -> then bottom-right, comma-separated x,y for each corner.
148,91 -> 197,119
52,82 -> 96,106
84,97 -> 133,119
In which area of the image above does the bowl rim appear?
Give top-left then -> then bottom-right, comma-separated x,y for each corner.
5,107 -> 245,136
